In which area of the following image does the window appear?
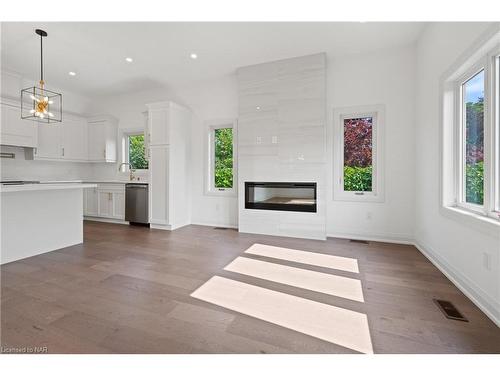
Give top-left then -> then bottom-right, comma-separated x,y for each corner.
441,29 -> 500,226
461,70 -> 485,207
124,132 -> 148,170
343,117 -> 373,192
333,105 -> 385,202
206,120 -> 237,195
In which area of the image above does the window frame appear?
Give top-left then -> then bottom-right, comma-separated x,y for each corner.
205,119 -> 237,196
333,104 -> 385,202
492,50 -> 500,215
440,28 -> 500,229
122,131 -> 149,171
454,62 -> 487,214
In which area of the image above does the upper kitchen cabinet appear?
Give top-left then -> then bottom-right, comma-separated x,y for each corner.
35,114 -> 88,161
35,122 -> 62,159
87,116 -> 118,162
0,100 -> 37,148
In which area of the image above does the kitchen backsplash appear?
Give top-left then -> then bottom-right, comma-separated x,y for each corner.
0,145 -> 148,182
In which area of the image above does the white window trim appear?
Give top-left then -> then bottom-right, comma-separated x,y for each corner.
205,119 -> 237,197
121,130 -> 149,172
454,61 -> 487,214
333,104 -> 385,203
439,26 -> 500,234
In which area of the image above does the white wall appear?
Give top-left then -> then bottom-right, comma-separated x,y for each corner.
175,77 -> 239,227
87,77 -> 239,227
415,22 -> 500,324
326,46 -> 416,242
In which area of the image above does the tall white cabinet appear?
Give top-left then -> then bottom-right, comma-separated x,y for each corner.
146,101 -> 191,230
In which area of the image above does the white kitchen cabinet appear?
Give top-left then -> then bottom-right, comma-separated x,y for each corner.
35,122 -> 62,159
149,145 -> 169,226
35,114 -> 88,161
0,101 -> 38,148
91,184 -> 126,220
84,186 -> 98,216
98,191 -> 113,217
61,117 -> 88,160
88,116 -> 118,162
112,191 -> 125,219
146,101 -> 191,230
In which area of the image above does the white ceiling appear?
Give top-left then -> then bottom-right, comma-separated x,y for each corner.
1,22 -> 426,97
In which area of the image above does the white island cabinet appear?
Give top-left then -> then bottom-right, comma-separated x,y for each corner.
0,183 -> 96,264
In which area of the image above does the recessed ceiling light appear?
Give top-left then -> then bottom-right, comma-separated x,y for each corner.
256,106 -> 261,110
190,53 -> 198,59
68,71 -> 76,76
125,57 -> 133,63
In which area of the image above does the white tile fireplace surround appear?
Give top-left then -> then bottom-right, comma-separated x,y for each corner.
237,54 -> 327,240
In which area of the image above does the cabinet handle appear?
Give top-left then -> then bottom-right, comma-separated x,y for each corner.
103,149 -> 106,158
34,147 -> 37,155
62,147 -> 65,157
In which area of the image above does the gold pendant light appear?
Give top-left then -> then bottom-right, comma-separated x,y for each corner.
21,29 -> 62,123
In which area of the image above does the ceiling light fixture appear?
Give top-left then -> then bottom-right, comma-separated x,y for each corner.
125,57 -> 133,63
21,29 -> 62,123
68,71 -> 76,76
190,53 -> 198,59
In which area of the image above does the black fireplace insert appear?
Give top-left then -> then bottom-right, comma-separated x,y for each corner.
245,182 -> 317,212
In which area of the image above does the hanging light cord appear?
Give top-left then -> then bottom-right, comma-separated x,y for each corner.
40,32 -> 44,86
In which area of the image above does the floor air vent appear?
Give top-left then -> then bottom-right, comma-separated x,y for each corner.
349,239 -> 369,245
434,299 -> 468,322
213,227 -> 228,230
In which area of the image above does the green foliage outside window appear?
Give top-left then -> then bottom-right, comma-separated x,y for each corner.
128,134 -> 148,170
465,161 -> 483,205
214,128 -> 233,188
464,99 -> 484,205
344,166 -> 373,192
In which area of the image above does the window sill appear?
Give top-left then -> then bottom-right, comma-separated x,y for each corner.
205,189 -> 237,198
333,192 -> 384,203
441,205 -> 500,238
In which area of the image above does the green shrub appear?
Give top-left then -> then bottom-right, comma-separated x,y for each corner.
129,134 -> 148,170
465,162 -> 483,205
214,128 -> 233,188
344,166 -> 372,192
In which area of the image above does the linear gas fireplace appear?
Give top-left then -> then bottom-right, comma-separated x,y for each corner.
245,182 -> 317,213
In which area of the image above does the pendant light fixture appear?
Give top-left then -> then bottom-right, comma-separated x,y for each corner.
21,29 -> 62,123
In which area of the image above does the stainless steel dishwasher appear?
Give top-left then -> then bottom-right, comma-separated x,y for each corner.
125,183 -> 149,225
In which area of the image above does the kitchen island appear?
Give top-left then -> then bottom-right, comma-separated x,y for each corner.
0,183 -> 96,264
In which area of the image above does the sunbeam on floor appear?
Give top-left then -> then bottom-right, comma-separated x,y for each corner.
191,244 -> 373,354
224,256 -> 364,302
245,243 -> 359,273
191,276 -> 373,354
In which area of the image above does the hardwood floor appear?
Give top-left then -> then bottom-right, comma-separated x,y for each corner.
1,221 -> 499,353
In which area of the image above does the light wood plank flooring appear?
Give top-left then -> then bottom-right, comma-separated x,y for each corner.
1,221 -> 499,353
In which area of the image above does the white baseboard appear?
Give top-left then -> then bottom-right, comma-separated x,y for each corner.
84,217 -> 129,225
327,232 -> 414,245
414,241 -> 500,327
190,221 -> 238,229
150,223 -> 172,230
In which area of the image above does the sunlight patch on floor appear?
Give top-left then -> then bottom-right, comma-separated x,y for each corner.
191,276 -> 373,354
244,243 -> 359,273
224,256 -> 364,302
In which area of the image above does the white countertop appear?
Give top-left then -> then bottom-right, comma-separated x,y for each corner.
84,180 -> 149,184
39,180 -> 148,184
0,183 -> 97,193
